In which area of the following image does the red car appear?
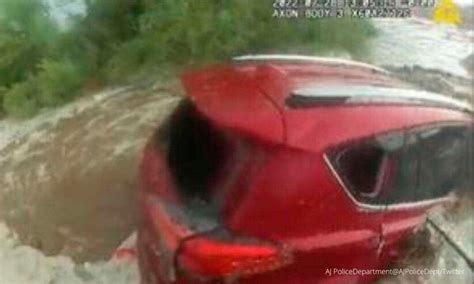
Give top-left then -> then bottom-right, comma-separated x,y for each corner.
137,55 -> 472,283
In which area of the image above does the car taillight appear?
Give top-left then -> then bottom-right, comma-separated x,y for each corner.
145,195 -> 292,280
177,235 -> 293,279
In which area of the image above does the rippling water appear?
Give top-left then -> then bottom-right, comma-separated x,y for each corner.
371,18 -> 473,77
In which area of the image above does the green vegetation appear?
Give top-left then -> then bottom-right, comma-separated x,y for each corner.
3,78 -> 40,118
0,0 -> 377,119
36,59 -> 85,107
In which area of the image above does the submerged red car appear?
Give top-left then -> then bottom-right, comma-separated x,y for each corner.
137,55 -> 472,283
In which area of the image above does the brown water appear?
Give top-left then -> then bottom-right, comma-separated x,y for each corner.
0,83 -> 180,262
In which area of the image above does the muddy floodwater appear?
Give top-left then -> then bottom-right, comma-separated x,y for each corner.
0,84 -> 180,262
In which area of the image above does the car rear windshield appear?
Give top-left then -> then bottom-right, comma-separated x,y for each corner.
155,99 -> 261,218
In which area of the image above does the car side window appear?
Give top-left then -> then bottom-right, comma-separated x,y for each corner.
328,132 -> 404,205
328,124 -> 472,206
416,126 -> 471,200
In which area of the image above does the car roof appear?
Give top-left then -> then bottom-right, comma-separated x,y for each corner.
182,55 -> 472,152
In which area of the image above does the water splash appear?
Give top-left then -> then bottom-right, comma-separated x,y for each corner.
0,223 -> 139,284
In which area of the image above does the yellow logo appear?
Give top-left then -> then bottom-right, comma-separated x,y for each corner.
433,0 -> 462,26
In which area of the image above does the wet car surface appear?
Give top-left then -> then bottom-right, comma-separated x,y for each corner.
137,56 -> 473,283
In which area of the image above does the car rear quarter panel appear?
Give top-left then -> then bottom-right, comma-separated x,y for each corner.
222,146 -> 384,283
